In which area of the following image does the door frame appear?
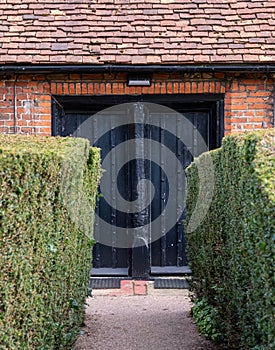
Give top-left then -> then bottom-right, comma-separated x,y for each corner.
52,94 -> 224,148
52,94 -> 224,278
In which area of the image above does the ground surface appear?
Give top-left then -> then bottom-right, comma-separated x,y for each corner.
74,283 -> 221,350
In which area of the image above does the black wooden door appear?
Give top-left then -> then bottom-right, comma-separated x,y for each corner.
52,95 -> 223,278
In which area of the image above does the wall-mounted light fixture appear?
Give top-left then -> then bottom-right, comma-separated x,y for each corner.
127,75 -> 151,86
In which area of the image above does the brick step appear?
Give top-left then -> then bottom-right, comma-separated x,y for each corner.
90,278 -> 190,296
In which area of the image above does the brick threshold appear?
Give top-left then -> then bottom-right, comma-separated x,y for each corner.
90,280 -> 150,296
111,280 -> 148,296
92,279 -> 190,297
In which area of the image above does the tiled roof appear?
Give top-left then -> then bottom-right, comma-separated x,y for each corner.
0,0 -> 274,65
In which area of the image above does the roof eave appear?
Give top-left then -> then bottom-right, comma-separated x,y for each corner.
1,64 -> 275,74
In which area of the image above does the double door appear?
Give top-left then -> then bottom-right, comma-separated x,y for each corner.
52,95 -> 223,278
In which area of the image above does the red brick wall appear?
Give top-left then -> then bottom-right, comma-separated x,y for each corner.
0,75 -> 52,135
0,72 -> 274,135
224,75 -> 274,134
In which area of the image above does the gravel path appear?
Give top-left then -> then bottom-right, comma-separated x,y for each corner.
74,292 -> 220,350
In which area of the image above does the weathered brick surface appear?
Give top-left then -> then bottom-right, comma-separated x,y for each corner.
133,281 -> 148,296
0,1 -> 275,64
0,72 -> 273,136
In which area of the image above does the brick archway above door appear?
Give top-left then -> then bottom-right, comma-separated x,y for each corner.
50,77 -> 226,97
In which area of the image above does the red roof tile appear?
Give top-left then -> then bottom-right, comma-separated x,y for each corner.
0,0 -> 274,65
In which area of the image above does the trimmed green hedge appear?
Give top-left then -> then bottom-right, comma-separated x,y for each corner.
185,129 -> 275,349
0,135 -> 101,350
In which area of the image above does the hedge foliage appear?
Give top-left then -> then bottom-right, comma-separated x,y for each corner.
185,129 -> 275,349
0,135 -> 101,350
